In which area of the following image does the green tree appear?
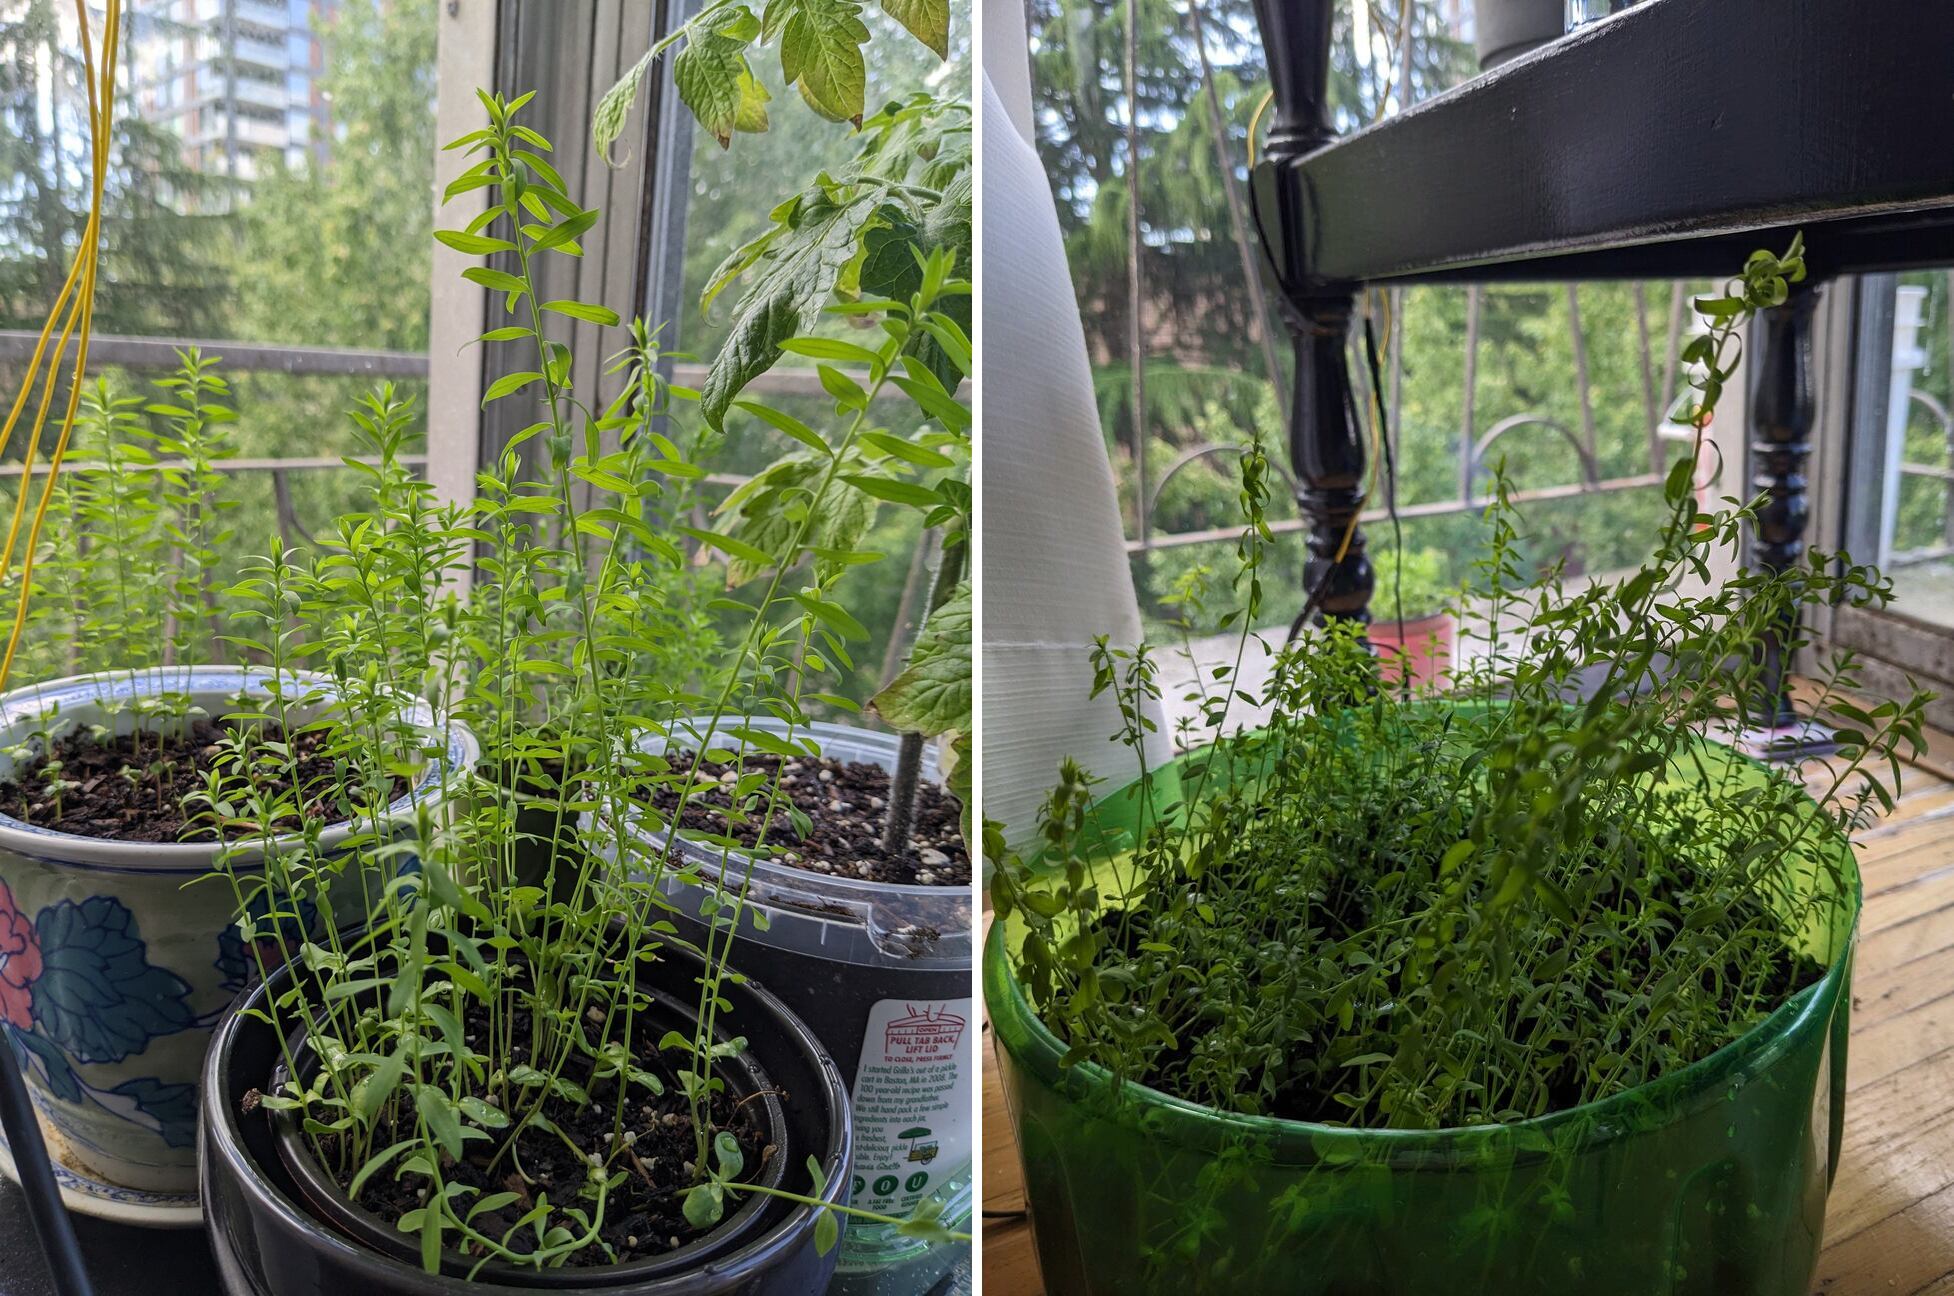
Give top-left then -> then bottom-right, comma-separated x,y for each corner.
1030,0 -> 1469,409
0,0 -> 231,335
226,0 -> 435,350
1033,0 -> 1710,629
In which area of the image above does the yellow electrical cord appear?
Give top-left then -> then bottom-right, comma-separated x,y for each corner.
1328,287 -> 1390,569
1248,89 -> 1273,167
0,0 -> 119,689
1244,86 -> 1385,585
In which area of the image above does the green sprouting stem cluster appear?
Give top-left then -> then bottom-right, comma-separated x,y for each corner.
32,379 -> 165,679
19,350 -> 242,685
149,347 -> 239,669
994,235 -> 1936,1131
180,90 -> 971,1273
3,351 -> 255,819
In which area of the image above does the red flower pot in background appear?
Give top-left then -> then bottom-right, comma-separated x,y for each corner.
1369,612 -> 1456,689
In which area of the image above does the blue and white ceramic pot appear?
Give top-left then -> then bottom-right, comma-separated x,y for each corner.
0,666 -> 474,1195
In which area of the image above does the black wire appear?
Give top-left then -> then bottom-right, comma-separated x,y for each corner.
1285,332 -> 1372,643
0,1037 -> 93,1296
1363,310 -> 1409,663
1283,302 -> 1405,649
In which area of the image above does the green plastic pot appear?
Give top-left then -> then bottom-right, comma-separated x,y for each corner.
986,735 -> 1858,1296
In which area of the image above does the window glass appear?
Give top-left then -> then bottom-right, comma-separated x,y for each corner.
665,7 -> 972,702
1027,0 -> 1713,638
0,0 -> 435,598
1878,271 -> 1954,629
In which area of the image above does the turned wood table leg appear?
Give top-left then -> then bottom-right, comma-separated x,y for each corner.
1742,283 -> 1836,759
1249,0 -> 1373,635
1286,298 -> 1373,634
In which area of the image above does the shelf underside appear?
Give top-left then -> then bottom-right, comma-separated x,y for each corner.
1254,0 -> 1954,286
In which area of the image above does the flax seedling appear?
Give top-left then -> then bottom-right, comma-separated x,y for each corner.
149,348 -> 239,668
5,355 -> 244,791
37,757 -> 73,821
212,93 -> 968,1275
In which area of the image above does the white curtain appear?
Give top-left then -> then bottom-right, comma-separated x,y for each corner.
980,0 -> 1167,852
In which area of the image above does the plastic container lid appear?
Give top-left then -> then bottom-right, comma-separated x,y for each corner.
627,717 -> 972,970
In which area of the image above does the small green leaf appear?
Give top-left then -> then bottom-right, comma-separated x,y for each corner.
814,1205 -> 840,1254
482,371 -> 543,406
542,300 -> 622,326
713,1130 -> 744,1179
531,209 -> 598,254
463,266 -> 528,295
356,1052 -> 407,1121
682,1182 -> 724,1230
594,47 -> 656,163
779,0 -> 870,123
861,430 -> 954,467
872,581 -> 969,736
818,364 -> 867,407
778,336 -> 881,366
679,526 -> 776,570
793,591 -> 868,640
674,19 -> 760,148
459,1095 -> 509,1129
415,1085 -> 466,1161
878,0 -> 948,57
435,229 -> 516,255
420,1197 -> 443,1274
349,1139 -> 417,1198
841,473 -> 939,507
732,399 -> 829,456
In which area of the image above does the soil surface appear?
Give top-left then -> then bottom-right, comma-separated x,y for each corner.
1098,874 -> 1828,1125
649,749 -> 970,888
0,720 -> 403,842
299,996 -> 771,1269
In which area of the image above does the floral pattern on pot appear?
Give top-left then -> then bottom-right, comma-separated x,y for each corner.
0,878 -> 199,1150
32,894 -> 194,1063
214,890 -> 320,996
0,666 -> 477,1195
0,879 -> 39,1029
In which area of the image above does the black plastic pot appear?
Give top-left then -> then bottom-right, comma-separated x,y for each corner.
267,985 -> 793,1285
200,945 -> 852,1296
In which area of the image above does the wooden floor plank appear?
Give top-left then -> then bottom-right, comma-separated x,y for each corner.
982,721 -> 1954,1294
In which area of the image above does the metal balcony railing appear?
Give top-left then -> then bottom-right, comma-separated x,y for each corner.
230,35 -> 289,69
0,331 -> 913,546
1129,282 -> 1701,556
234,0 -> 291,33
227,77 -> 289,111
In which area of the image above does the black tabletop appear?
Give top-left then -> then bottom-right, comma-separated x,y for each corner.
0,1178 -> 217,1296
1250,0 -> 1954,286
0,1179 -> 972,1296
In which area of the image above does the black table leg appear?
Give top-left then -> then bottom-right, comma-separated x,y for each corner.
1742,283 -> 1837,759
1249,0 -> 1373,635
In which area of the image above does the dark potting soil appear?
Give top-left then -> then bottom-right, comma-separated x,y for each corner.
295,997 -> 771,1269
1099,907 -> 1828,1126
0,720 -> 404,843
650,749 -> 970,888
